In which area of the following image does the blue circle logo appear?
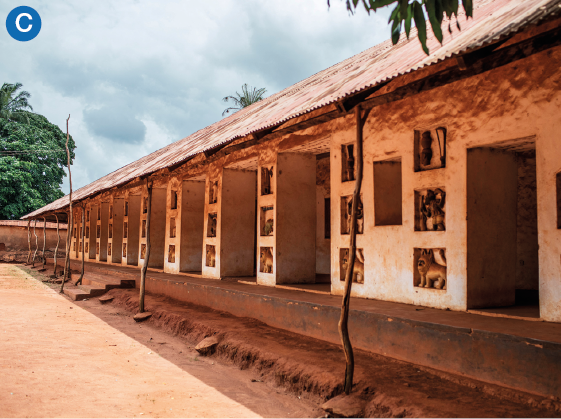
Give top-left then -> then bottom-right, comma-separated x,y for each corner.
6,6 -> 41,42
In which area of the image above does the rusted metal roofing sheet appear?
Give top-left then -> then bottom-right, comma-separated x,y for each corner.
0,220 -> 68,229
23,0 -> 561,219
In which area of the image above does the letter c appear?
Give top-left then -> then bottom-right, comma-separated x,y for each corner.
15,13 -> 32,33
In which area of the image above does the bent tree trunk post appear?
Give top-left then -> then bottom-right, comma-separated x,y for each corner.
61,115 -> 73,294
338,105 -> 365,395
139,178 -> 152,313
41,217 -> 46,269
76,206 -> 85,285
32,219 -> 38,267
53,214 -> 60,278
26,220 -> 31,264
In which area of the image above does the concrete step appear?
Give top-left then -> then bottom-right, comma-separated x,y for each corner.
63,288 -> 90,301
82,274 -> 135,289
77,285 -> 107,297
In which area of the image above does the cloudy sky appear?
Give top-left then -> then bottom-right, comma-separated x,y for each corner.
1,0 -> 391,192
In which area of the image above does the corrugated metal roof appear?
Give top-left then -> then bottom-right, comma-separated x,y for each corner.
0,220 -> 68,229
23,0 -> 561,219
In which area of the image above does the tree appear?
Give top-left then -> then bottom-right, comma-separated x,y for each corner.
0,110 -> 76,219
0,83 -> 33,124
222,84 -> 267,116
330,0 -> 473,54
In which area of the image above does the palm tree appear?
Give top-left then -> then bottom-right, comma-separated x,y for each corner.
222,84 -> 267,116
0,83 -> 33,123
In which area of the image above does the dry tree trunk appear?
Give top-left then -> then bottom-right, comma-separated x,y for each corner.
26,220 -> 31,264
41,217 -> 46,269
139,178 -> 152,313
61,115 -> 73,294
76,206 -> 85,285
53,214 -> 60,277
32,219 -> 38,267
338,105 -> 365,395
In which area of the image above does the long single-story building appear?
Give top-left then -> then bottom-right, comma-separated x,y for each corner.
24,0 -> 561,324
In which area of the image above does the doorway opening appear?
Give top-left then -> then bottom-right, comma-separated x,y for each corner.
467,137 -> 539,319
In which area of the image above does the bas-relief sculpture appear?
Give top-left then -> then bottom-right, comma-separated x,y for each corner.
415,128 -> 446,172
96,242 -> 100,255
209,181 -> 218,204
170,218 -> 176,238
124,222 -> 128,238
207,213 -> 217,237
206,245 -> 216,267
141,244 -> 146,260
341,144 -> 355,182
108,243 -> 112,256
419,188 -> 446,231
261,206 -> 274,236
122,243 -> 127,258
260,247 -> 273,273
85,242 -> 89,254
109,224 -> 113,239
261,166 -> 273,195
340,248 -> 365,284
416,248 -> 447,290
341,195 -> 364,235
168,245 -> 175,263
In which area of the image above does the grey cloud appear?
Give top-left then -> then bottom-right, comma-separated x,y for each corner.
83,106 -> 146,144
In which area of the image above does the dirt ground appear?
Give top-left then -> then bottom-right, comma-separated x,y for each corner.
2,263 -> 561,418
0,264 -> 322,418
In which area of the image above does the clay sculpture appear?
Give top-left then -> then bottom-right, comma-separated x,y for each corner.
260,247 -> 273,273
417,249 -> 446,289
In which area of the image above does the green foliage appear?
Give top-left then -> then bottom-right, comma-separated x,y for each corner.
0,83 -> 33,124
223,84 -> 267,116
330,0 -> 473,54
0,112 -> 76,219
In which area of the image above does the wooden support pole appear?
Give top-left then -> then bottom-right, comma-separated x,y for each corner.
76,206 -> 85,285
139,178 -> 152,313
41,217 -> 46,269
32,219 -> 38,267
61,115 -> 73,294
338,105 -> 365,395
26,220 -> 31,265
54,214 -> 60,278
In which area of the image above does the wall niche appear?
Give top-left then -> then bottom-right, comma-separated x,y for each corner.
96,242 -> 100,255
339,248 -> 365,283
109,205 -> 113,219
259,247 -> 273,273
122,243 -> 127,258
206,244 -> 216,267
341,195 -> 364,235
260,206 -> 274,236
414,248 -> 447,290
168,245 -> 175,263
109,223 -> 113,239
170,218 -> 176,238
124,222 -> 128,238
171,190 -> 178,210
414,127 -> 446,172
108,243 -> 112,256
341,144 -> 356,182
415,188 -> 446,231
142,220 -> 146,238
207,213 -> 217,237
141,244 -> 146,260
96,225 -> 101,239
557,172 -> 561,229
79,242 -> 83,252
86,227 -> 89,239
209,180 -> 218,204
85,243 -> 89,253
124,201 -> 129,216
261,166 -> 274,195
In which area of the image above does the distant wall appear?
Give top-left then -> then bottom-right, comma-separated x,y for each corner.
0,223 -> 67,253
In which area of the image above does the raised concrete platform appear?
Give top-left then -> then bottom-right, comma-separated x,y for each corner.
59,259 -> 561,399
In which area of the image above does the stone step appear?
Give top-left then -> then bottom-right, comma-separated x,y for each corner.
82,275 -> 135,289
77,285 -> 107,297
63,288 -> 90,301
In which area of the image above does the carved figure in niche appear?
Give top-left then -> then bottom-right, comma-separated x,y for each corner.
96,242 -> 100,255
168,245 -> 175,263
96,225 -> 100,238
108,243 -> 112,256
124,202 -> 129,216
206,246 -> 216,267
109,224 -> 113,239
420,188 -> 446,231
79,242 -> 82,252
143,197 -> 147,214
420,131 -> 433,166
109,206 -> 113,219
207,213 -> 217,237
344,196 -> 364,234
141,244 -> 146,259
86,227 -> 90,238
417,249 -> 447,289
124,222 -> 128,238
342,144 -> 355,182
341,249 -> 365,283
122,243 -> 127,258
260,247 -> 273,273
261,167 -> 273,195
264,219 -> 274,236
209,181 -> 218,204
85,243 -> 89,253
